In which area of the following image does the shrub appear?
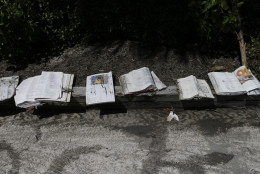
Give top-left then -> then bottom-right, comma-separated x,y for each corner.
0,0 -> 80,64
247,37 -> 260,78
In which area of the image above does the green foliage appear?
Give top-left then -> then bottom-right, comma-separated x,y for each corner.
200,0 -> 244,41
76,0 -> 200,47
0,0 -> 38,62
0,0 -> 259,64
0,0 -> 81,64
247,37 -> 260,78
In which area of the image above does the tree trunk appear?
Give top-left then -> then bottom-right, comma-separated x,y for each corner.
237,29 -> 247,67
235,10 -> 247,67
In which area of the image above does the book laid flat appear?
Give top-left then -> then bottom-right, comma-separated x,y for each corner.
208,66 -> 260,95
86,72 -> 115,105
119,67 -> 167,95
15,72 -> 74,108
177,75 -> 214,100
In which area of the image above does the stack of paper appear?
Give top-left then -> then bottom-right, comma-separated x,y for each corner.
0,76 -> 19,101
177,75 -> 214,100
119,67 -> 167,95
86,72 -> 115,105
14,72 -> 74,108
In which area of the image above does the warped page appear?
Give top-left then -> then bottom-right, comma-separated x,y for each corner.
197,79 -> 214,99
240,71 -> 260,92
242,76 -> 260,92
151,71 -> 167,90
86,72 -> 115,105
62,74 -> 74,102
208,72 -> 246,95
233,66 -> 253,82
38,74 -> 74,102
177,75 -> 199,100
119,67 -> 156,95
35,71 -> 63,100
248,89 -> 260,95
0,76 -> 19,101
14,76 -> 41,108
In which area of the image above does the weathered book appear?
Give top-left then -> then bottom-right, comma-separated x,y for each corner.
37,73 -> 74,102
86,72 -> 115,105
15,72 -> 74,108
177,75 -> 214,100
208,66 -> 260,95
0,76 -> 19,101
119,67 -> 166,95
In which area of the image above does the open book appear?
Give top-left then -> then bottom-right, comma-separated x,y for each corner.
86,72 -> 115,105
208,66 -> 260,95
0,76 -> 19,101
119,67 -> 167,95
14,72 -> 74,108
177,75 -> 214,100
38,73 -> 74,102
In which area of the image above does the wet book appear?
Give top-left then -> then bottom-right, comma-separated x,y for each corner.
208,66 -> 260,95
177,75 -> 214,100
119,67 -> 166,95
86,72 -> 115,105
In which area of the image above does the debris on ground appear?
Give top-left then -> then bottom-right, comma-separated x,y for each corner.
167,111 -> 179,122
208,66 -> 227,72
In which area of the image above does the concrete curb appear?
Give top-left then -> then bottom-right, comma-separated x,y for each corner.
1,86 -> 260,110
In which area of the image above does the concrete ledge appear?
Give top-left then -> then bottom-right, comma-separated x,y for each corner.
42,86 -> 260,109
1,86 -> 259,110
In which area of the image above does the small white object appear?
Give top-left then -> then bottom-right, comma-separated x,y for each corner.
167,111 -> 179,122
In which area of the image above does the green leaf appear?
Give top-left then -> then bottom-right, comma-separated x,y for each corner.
222,17 -> 229,25
221,0 -> 229,10
237,1 -> 244,8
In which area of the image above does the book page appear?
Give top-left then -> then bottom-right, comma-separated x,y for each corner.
14,76 -> 41,107
177,75 -> 199,100
38,74 -> 74,102
233,66 -> 253,83
35,71 -> 63,99
0,76 -> 19,101
151,71 -> 167,90
242,74 -> 260,92
248,89 -> 260,95
208,72 -> 246,95
119,67 -> 156,95
197,79 -> 214,98
86,72 -> 115,105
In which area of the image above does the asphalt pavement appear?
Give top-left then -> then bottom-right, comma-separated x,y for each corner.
0,106 -> 260,174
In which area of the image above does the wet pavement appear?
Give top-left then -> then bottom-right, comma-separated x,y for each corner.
0,106 -> 260,174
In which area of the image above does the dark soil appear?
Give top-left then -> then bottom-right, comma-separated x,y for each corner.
0,40 -> 240,86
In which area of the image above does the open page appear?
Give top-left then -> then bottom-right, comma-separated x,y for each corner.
208,72 -> 246,95
35,71 -> 63,100
0,76 -> 19,101
14,76 -> 41,108
119,67 -> 156,95
151,71 -> 167,90
240,72 -> 260,93
86,72 -> 115,105
177,75 -> 199,100
248,89 -> 260,95
62,74 -> 74,102
233,66 -> 253,83
38,74 -> 74,102
197,79 -> 214,98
